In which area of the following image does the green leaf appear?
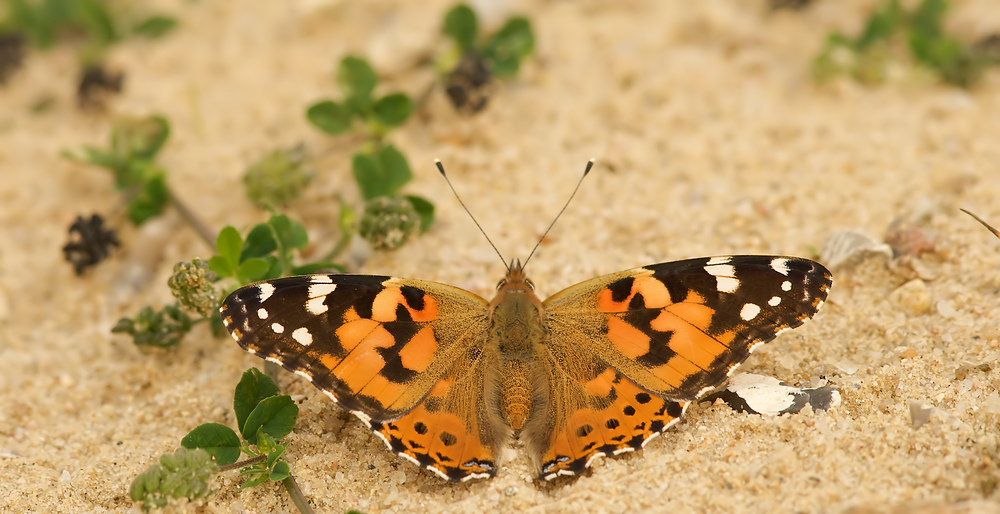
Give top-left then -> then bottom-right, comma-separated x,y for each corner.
112,115 -> 171,162
855,0 -> 902,50
236,258 -> 271,284
268,214 -> 308,251
351,153 -> 381,198
207,255 -> 234,279
306,100 -> 352,135
233,368 -> 281,434
372,93 -> 413,127
239,472 -> 269,490
215,226 -> 243,270
127,167 -> 169,225
405,195 -> 435,232
76,0 -> 118,45
241,395 -> 298,444
181,423 -> 242,466
269,460 -> 290,482
265,444 -> 286,469
291,262 -> 345,275
338,56 -> 377,100
351,145 -> 413,199
132,15 -> 178,38
240,223 -> 278,261
262,255 -> 283,280
444,4 -> 478,51
484,17 -> 535,78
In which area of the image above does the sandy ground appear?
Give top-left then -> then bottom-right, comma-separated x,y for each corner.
3,0 -> 1000,512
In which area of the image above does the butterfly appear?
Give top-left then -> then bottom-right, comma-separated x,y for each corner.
220,254 -> 831,481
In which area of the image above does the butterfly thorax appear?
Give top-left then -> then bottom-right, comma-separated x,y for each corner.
487,265 -> 546,431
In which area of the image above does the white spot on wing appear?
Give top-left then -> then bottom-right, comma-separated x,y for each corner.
265,356 -> 283,366
351,409 -> 372,426
740,303 -> 761,321
294,370 -> 313,382
271,323 -> 284,333
781,280 -> 792,292
768,296 -> 781,306
310,275 -> 333,284
771,258 -> 791,276
306,296 -> 328,315
256,308 -> 268,320
706,256 -> 732,265
292,327 -> 313,346
704,264 -> 739,293
716,276 -> 739,294
309,283 -> 337,298
257,282 -> 276,302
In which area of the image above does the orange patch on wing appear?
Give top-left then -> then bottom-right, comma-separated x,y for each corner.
406,294 -> 439,323
358,372 -> 409,405
427,376 -> 454,399
398,327 -> 438,373
597,288 -> 629,313
606,317 -> 651,358
654,355 -> 702,387
584,368 -> 616,397
333,325 -> 396,392
336,318 -> 380,352
371,288 -> 405,322
377,403 -> 493,477
659,302 -> 714,332
542,377 -> 689,477
632,276 -> 671,308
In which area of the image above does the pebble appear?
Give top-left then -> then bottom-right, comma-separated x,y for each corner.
889,279 -> 931,316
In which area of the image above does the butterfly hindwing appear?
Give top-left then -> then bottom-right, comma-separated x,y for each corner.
220,275 -> 491,421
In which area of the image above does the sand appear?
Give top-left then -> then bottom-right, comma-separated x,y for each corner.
2,0 -> 1000,512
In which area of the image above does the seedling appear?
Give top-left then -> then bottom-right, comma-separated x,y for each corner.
131,368 -> 313,513
113,215 -> 343,348
243,145 -> 313,210
438,4 -> 535,112
306,55 -> 434,251
0,0 -> 177,103
813,0 -> 998,88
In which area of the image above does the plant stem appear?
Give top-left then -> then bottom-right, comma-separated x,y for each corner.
218,454 -> 267,472
168,188 -> 216,248
283,475 -> 316,514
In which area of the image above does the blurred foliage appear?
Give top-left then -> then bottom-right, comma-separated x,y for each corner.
813,0 -> 998,88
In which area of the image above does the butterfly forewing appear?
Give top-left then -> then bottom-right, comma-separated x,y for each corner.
543,255 -> 831,405
220,274 -> 491,421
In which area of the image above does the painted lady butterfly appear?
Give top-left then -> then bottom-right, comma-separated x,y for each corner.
220,169 -> 832,482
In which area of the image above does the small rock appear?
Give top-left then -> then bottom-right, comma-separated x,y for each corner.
821,230 -> 893,269
901,348 -> 918,359
908,399 -> 933,428
935,299 -> 958,318
889,279 -> 931,316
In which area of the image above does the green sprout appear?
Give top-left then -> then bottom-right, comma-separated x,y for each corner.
305,55 -> 434,252
131,368 -> 313,513
243,145 -> 313,210
111,303 -> 193,349
65,115 -> 172,225
130,447 -> 218,512
439,4 -> 535,112
0,0 -> 177,58
167,258 -> 218,318
812,0 -> 998,88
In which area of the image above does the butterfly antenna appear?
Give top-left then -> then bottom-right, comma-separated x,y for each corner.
436,159 -> 509,272
522,159 -> 595,270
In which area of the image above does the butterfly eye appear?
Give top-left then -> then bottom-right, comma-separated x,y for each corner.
525,278 -> 535,290
496,279 -> 507,290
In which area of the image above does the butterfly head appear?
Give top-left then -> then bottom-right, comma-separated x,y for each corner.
496,258 -> 535,292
